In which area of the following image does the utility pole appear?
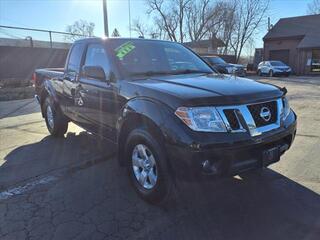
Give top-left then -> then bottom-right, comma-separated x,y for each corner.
128,0 -> 131,38
103,0 -> 109,37
268,17 -> 270,31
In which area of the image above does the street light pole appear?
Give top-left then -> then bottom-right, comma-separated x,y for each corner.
128,0 -> 131,38
103,0 -> 109,37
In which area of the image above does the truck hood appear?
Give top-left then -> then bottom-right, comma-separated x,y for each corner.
128,73 -> 283,108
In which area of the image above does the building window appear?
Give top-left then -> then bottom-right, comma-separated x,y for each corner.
311,50 -> 320,72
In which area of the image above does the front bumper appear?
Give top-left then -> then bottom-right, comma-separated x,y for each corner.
235,68 -> 246,77
166,111 -> 297,181
273,70 -> 291,76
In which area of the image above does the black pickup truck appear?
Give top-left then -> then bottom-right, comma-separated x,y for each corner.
34,38 -> 297,203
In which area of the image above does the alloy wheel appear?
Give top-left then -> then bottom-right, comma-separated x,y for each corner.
46,105 -> 54,129
132,144 -> 158,190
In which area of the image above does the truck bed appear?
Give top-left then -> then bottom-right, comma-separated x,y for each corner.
35,68 -> 64,79
34,68 -> 65,98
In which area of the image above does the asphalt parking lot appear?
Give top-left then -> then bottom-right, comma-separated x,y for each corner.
0,76 -> 319,240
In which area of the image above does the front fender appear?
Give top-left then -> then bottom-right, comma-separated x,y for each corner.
117,97 -> 193,147
117,98 -> 169,137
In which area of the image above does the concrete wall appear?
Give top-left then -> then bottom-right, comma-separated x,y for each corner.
0,46 -> 69,82
0,38 -> 71,49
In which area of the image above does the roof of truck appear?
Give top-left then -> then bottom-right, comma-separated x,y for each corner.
74,37 -> 173,44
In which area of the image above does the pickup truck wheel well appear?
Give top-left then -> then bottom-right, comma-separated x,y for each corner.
40,91 -> 64,120
40,91 -> 49,117
118,114 -> 165,167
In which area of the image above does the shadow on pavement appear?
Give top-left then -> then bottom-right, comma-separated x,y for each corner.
165,170 -> 320,240
1,133 -> 319,240
41,157 -> 319,240
0,131 -> 115,189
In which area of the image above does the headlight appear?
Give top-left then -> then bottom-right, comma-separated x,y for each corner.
175,107 -> 227,132
226,66 -> 235,73
282,97 -> 290,120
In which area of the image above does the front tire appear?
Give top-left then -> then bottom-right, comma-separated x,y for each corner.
269,70 -> 274,77
125,127 -> 173,204
43,97 -> 68,137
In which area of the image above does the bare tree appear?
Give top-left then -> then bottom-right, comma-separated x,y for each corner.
307,0 -> 320,14
146,0 -> 191,42
131,18 -> 166,39
145,0 -> 267,60
216,1 -> 237,54
65,20 -> 95,40
146,0 -> 230,43
112,28 -> 120,37
131,19 -> 148,37
150,18 -> 169,39
230,0 -> 269,63
186,0 -> 225,42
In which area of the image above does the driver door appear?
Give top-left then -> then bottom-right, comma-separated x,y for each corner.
77,43 -> 119,141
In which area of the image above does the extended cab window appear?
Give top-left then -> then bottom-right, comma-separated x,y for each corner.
67,43 -> 85,74
85,44 -> 110,75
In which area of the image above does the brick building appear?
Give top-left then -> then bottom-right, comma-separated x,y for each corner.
263,14 -> 320,75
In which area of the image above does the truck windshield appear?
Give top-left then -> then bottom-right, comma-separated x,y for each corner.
106,39 -> 214,77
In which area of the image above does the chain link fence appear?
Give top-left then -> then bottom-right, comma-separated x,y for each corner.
0,25 -> 90,48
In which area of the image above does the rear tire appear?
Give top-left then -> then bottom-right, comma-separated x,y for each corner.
125,127 -> 174,204
257,70 -> 261,76
43,97 -> 68,137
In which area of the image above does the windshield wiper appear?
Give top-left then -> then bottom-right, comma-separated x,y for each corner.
129,69 -> 213,78
170,69 -> 212,75
130,71 -> 172,77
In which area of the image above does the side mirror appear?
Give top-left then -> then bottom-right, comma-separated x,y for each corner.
82,65 -> 106,81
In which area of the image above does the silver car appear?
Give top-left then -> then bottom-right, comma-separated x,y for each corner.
257,61 -> 292,77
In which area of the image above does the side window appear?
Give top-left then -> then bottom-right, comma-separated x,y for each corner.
84,44 -> 110,75
67,43 -> 85,74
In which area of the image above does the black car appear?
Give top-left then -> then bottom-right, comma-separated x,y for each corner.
202,56 -> 246,77
34,38 -> 296,204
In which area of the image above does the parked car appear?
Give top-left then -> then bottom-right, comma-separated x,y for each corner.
202,56 -> 246,77
257,61 -> 292,77
34,38 -> 297,204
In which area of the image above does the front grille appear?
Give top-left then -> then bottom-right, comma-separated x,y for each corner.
247,101 -> 277,127
223,109 -> 240,130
